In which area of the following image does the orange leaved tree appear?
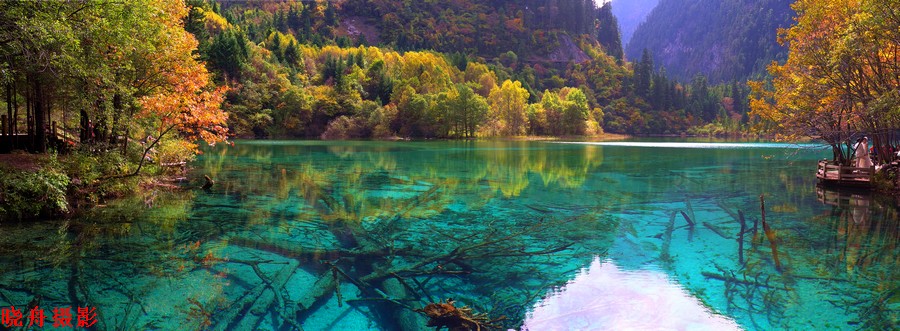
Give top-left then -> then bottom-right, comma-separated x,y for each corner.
131,0 -> 229,175
750,0 -> 900,165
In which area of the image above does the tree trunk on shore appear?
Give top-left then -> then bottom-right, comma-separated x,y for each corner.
32,78 -> 46,153
81,109 -> 90,144
6,83 -> 12,136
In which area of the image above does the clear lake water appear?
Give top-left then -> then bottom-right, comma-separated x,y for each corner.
0,139 -> 897,330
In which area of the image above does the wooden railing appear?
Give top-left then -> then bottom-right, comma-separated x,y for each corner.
51,122 -> 80,145
816,160 -> 873,186
1,118 -> 83,152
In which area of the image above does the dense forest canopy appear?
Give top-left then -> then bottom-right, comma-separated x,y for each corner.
1,0 -> 780,162
184,0 -> 753,139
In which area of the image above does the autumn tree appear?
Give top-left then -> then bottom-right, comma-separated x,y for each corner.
463,62 -> 499,97
486,80 -> 529,136
560,87 -> 590,135
541,90 -> 565,135
526,103 -> 548,135
116,0 -> 227,174
750,0 -> 900,164
541,88 -> 590,136
437,83 -> 488,138
392,85 -> 433,137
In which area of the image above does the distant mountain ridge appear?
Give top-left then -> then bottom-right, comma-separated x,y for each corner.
610,0 -> 658,48
625,0 -> 794,82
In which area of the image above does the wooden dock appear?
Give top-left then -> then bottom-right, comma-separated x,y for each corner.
816,160 -> 873,188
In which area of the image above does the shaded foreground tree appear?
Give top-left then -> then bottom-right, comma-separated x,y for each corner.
0,0 -> 227,175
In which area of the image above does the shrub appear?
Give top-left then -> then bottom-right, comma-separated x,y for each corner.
0,157 -> 70,221
322,115 -> 370,139
156,139 -> 198,165
62,150 -> 139,206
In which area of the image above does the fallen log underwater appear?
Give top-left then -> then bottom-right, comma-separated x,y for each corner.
199,175 -> 584,331
207,216 -> 573,331
212,260 -> 300,331
760,195 -> 782,272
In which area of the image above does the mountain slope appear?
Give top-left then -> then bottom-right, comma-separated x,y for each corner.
189,0 -> 749,138
610,0 -> 658,48
342,0 -> 600,58
625,0 -> 794,82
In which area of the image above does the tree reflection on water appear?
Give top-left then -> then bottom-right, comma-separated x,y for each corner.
0,141 -> 897,330
814,186 -> 898,329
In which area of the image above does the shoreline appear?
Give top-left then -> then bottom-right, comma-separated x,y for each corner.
0,153 -> 195,222
3,136 -> 898,222
231,132 -> 633,142
232,131 -> 779,142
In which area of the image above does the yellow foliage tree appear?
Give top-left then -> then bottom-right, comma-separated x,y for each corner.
750,0 -> 900,164
486,80 -> 530,136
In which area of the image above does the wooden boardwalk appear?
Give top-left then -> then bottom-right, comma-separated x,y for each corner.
1,121 -> 80,153
816,160 -> 873,188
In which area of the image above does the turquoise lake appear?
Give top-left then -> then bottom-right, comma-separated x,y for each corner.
0,140 -> 897,330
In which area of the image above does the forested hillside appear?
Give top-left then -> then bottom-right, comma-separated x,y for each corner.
626,0 -> 794,82
342,0 -> 599,57
189,0 -> 747,138
0,0 -> 758,163
0,0 -> 774,217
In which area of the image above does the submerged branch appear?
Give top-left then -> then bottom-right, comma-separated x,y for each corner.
702,222 -> 731,239
680,210 -> 696,227
701,272 -> 791,291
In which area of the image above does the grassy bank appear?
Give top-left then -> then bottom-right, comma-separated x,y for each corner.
0,150 -> 189,222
